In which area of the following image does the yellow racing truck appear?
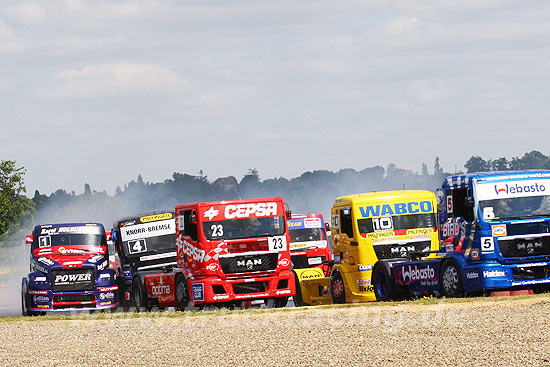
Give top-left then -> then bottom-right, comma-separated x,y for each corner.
329,190 -> 440,303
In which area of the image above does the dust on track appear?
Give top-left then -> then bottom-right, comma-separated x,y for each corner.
1,295 -> 549,367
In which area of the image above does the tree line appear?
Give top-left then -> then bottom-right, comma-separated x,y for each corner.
2,150 -> 550,242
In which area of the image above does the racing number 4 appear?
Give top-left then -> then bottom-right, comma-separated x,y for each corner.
269,236 -> 287,251
481,237 -> 494,252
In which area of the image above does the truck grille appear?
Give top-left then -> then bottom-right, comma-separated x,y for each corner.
373,240 -> 431,260
219,253 -> 278,274
51,268 -> 95,292
232,281 -> 267,294
498,236 -> 550,258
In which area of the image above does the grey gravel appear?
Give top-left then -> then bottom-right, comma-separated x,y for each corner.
1,296 -> 549,367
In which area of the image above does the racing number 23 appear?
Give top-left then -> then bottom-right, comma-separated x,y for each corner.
269,236 -> 286,251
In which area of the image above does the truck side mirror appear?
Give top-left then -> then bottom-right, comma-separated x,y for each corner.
286,210 -> 292,219
25,235 -> 33,245
325,223 -> 331,232
191,210 -> 197,223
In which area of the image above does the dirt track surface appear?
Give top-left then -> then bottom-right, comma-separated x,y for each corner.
1,296 -> 550,367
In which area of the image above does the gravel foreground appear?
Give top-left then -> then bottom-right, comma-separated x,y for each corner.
1,296 -> 550,367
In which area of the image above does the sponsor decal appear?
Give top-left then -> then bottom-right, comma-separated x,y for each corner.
358,264 -> 373,271
40,226 -> 100,235
471,249 -> 480,260
406,228 -> 432,235
476,178 -> 550,200
99,286 -> 118,292
205,263 -> 219,271
33,295 -> 49,303
492,225 -> 507,237
483,270 -> 506,278
97,260 -> 108,271
58,247 -> 85,255
359,201 -> 433,218
34,276 -> 46,282
401,265 -> 436,283
180,239 -> 206,262
359,285 -> 374,292
34,263 -> 48,274
442,222 -> 460,237
99,292 -> 115,300
28,290 -> 48,295
120,219 -> 175,242
299,270 -> 323,280
192,283 -> 204,302
366,231 -> 395,239
121,220 -> 136,227
88,255 -> 103,264
150,284 -> 171,296
99,273 -> 111,280
278,257 -> 290,267
275,289 -> 292,295
308,257 -> 322,265
36,305 -> 50,309
357,279 -> 371,286
38,257 -> 55,266
139,252 -> 177,261
140,213 -> 173,223
54,273 -> 92,284
466,271 -> 479,279
204,206 -> 219,220
212,294 -> 230,301
99,301 -> 112,306
225,202 -> 278,219
304,218 -> 322,228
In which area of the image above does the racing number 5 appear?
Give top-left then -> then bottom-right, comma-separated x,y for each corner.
481,237 -> 494,252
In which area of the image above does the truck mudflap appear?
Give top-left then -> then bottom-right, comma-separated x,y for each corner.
294,267 -> 331,306
26,286 -> 120,312
391,259 -> 442,297
188,270 -> 295,305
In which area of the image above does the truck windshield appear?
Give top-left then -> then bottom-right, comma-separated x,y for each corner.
479,196 -> 550,221
289,228 -> 326,242
357,213 -> 436,234
203,216 -> 286,241
33,234 -> 105,250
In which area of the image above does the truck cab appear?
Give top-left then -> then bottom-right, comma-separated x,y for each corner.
287,214 -> 333,306
21,223 -> 119,315
330,190 -> 439,303
111,211 -> 176,310
434,170 -> 550,295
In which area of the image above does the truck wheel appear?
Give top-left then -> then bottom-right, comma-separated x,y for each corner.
292,272 -> 304,307
264,297 -> 288,308
440,261 -> 464,298
21,280 -> 35,316
175,275 -> 189,311
373,265 -> 394,301
331,271 -> 346,304
132,278 -> 149,312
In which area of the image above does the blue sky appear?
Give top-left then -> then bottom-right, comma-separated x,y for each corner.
1,1 -> 549,195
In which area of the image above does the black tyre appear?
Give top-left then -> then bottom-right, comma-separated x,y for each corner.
373,265 -> 395,301
132,277 -> 149,312
175,275 -> 189,311
440,260 -> 464,298
331,271 -> 346,304
264,297 -> 288,308
292,272 -> 304,307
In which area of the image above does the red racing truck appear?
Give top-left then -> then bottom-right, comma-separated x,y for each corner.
139,197 -> 296,309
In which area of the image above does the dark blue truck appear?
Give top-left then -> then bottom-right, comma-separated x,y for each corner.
373,170 -> 550,299
21,223 -> 119,315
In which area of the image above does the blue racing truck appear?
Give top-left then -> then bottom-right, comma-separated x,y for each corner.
21,223 -> 119,315
373,170 -> 550,300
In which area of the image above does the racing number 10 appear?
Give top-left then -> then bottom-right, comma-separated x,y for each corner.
372,216 -> 393,232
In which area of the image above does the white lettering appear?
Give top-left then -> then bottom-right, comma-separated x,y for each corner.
224,202 -> 278,219
401,265 -> 436,283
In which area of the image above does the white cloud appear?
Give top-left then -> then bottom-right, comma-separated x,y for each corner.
408,79 -> 451,102
38,62 -> 189,99
0,21 -> 25,53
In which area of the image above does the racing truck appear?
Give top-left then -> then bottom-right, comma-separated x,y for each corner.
21,223 -> 119,315
138,197 -> 295,309
110,211 -> 176,311
287,214 -> 333,306
373,170 -> 550,300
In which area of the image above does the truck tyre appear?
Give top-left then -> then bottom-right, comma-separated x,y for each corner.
292,272 -> 304,307
331,271 -> 346,304
373,264 -> 395,301
264,297 -> 288,308
175,275 -> 189,311
132,277 -> 149,312
440,260 -> 464,298
21,279 -> 38,316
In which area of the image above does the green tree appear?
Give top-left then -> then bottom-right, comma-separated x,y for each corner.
0,160 -> 35,239
464,156 -> 488,173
